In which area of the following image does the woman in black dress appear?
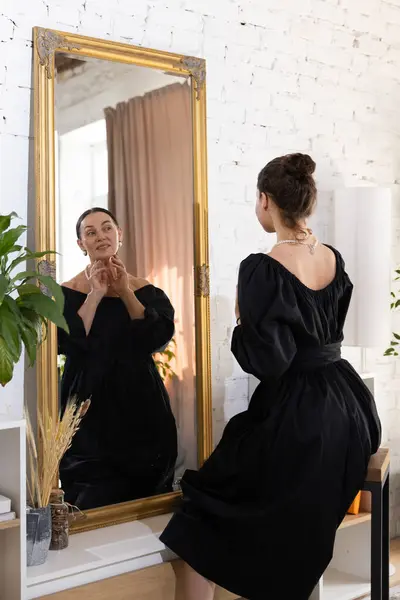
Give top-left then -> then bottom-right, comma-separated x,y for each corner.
161,154 -> 381,600
58,207 -> 177,510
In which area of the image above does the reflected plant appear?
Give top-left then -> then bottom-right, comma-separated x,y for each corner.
153,338 -> 177,382
58,354 -> 66,376
385,268 -> 400,357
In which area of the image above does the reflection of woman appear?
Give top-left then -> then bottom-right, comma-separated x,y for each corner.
161,154 -> 381,600
58,207 -> 177,510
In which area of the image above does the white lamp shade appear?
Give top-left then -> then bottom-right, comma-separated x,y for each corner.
333,187 -> 391,348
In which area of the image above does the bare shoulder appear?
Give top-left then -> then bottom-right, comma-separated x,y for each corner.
128,274 -> 151,290
268,244 -> 290,262
61,272 -> 87,292
268,244 -> 300,267
267,242 -> 337,290
318,244 -> 337,268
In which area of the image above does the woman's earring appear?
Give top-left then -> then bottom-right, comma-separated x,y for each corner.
119,241 -> 122,247
83,250 -> 87,256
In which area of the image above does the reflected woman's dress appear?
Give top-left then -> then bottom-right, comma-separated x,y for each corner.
58,284 -> 178,510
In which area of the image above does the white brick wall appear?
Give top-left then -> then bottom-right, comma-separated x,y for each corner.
1,0 -> 400,533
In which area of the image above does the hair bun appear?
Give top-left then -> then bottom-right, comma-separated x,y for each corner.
284,153 -> 316,178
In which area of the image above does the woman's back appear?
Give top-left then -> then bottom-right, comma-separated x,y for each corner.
233,246 -> 354,382
268,241 -> 337,291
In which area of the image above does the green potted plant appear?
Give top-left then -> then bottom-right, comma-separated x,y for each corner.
0,211 -> 72,566
0,212 -> 68,386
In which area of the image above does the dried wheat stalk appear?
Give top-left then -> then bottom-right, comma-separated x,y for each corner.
25,398 -> 90,508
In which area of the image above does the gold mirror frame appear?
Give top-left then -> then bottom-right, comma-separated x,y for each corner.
33,27 -> 212,533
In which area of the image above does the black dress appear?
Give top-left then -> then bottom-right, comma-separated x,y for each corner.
160,248 -> 381,600
58,284 -> 178,510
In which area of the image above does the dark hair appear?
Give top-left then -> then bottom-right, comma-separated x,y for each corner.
76,207 -> 120,239
257,153 -> 317,230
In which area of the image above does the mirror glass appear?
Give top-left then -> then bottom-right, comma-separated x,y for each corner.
54,53 -> 196,511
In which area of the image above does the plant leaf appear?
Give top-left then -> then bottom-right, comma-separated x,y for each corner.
0,212 -> 18,236
7,245 -> 22,255
26,249 -> 57,257
0,274 -> 10,306
35,275 -> 64,310
10,270 -> 40,285
18,293 -> 69,333
394,333 -> 400,341
7,250 -> 56,275
17,284 -> 41,296
20,307 -> 45,343
6,252 -> 28,274
12,271 -> 64,311
3,298 -> 41,353
0,337 -> 14,386
18,321 -> 37,366
3,296 -> 21,317
0,225 -> 26,258
0,303 -> 21,362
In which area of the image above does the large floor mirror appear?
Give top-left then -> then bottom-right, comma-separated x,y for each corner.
33,27 -> 211,532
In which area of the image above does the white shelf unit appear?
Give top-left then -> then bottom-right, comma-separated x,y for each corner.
322,570 -> 370,600
319,516 -> 372,600
0,416 -> 26,600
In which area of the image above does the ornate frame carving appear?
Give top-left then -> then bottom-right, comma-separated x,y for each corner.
36,28 -> 81,78
33,27 -> 211,533
181,57 -> 206,100
196,264 -> 210,298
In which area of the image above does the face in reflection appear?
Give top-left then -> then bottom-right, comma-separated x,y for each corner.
77,210 -> 122,262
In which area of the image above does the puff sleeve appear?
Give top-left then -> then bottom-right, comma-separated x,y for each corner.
231,254 -> 297,380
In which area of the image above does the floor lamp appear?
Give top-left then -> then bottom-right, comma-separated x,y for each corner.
333,187 -> 391,372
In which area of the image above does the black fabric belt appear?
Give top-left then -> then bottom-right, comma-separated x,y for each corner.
291,342 -> 342,372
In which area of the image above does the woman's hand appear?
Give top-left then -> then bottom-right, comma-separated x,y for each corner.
79,262 -> 108,334
108,256 -> 130,297
87,261 -> 108,299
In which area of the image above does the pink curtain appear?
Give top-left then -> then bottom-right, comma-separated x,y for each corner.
105,82 -> 196,473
